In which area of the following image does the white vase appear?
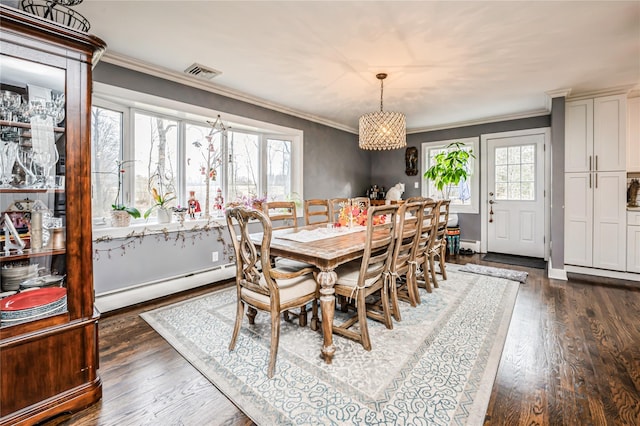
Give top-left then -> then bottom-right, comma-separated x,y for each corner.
157,207 -> 172,224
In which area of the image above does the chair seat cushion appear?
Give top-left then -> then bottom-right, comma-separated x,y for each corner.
335,261 -> 382,288
275,257 -> 314,270
242,273 -> 317,305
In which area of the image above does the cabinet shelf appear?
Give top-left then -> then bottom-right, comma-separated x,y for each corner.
0,188 -> 63,194
0,248 -> 65,263
0,120 -> 64,133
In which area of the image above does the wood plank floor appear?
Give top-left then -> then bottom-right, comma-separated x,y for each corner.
41,255 -> 640,425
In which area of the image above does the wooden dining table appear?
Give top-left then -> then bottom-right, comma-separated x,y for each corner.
250,223 -> 368,364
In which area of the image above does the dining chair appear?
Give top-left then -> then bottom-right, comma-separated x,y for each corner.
226,206 -> 319,378
262,201 -> 298,230
428,199 -> 450,288
328,198 -> 349,223
332,204 -> 399,351
304,199 -> 330,225
413,199 -> 439,294
350,197 -> 370,210
388,200 -> 424,320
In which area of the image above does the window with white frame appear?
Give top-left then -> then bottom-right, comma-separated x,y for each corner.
90,91 -> 303,224
421,137 -> 479,214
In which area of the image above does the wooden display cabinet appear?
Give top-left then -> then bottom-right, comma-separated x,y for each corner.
0,6 -> 105,425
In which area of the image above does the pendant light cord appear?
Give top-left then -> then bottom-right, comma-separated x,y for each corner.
379,78 -> 384,112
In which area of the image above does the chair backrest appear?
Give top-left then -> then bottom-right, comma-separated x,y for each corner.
226,206 -> 276,298
414,199 -> 439,262
434,199 -> 450,243
351,197 -> 371,210
356,204 -> 399,287
262,201 -> 298,230
390,200 -> 423,273
328,198 -> 349,223
304,199 -> 330,225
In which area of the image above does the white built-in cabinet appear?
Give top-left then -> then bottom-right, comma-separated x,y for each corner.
627,211 -> 640,273
564,94 -> 627,271
628,97 -> 640,172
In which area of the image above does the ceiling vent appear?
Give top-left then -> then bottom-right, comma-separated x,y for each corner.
184,63 -> 222,81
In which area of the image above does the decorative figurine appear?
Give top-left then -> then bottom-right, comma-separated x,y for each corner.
213,187 -> 224,217
187,190 -> 201,219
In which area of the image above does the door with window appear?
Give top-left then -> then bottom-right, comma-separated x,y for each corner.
486,132 -> 546,258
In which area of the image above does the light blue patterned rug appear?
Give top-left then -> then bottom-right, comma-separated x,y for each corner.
141,264 -> 519,425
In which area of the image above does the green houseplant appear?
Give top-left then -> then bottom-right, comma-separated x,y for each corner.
423,142 -> 475,199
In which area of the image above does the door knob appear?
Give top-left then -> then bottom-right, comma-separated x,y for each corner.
489,200 -> 497,205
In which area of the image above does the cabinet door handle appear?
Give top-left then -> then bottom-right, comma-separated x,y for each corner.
595,173 -> 598,189
595,155 -> 598,171
589,173 -> 592,188
589,156 -> 592,171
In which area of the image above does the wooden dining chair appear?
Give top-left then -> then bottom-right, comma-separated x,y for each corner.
388,200 -> 424,320
413,199 -> 439,294
262,201 -> 298,230
304,199 -> 330,225
332,204 -> 399,351
428,199 -> 450,287
328,198 -> 349,223
226,206 -> 319,378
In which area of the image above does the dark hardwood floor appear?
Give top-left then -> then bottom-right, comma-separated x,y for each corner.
40,255 -> 639,425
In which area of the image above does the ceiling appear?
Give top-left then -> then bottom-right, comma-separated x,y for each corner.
73,1 -> 640,133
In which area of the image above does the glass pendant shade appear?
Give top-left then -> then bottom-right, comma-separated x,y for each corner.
359,110 -> 406,150
358,73 -> 406,150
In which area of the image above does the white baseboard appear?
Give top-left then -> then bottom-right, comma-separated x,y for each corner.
547,259 -> 567,281
564,265 -> 640,282
95,264 -> 235,313
460,240 -> 481,253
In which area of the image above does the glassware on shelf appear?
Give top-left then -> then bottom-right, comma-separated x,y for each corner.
0,141 -> 18,187
0,90 -> 22,122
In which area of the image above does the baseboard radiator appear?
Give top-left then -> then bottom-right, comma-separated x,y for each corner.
95,263 -> 236,313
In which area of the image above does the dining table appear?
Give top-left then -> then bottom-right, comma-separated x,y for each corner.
250,223 -> 369,364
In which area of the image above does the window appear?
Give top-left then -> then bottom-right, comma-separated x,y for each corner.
494,144 -> 535,200
421,137 -> 479,214
91,88 -> 303,225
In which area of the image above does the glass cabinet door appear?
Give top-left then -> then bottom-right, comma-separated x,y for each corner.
0,54 -> 67,328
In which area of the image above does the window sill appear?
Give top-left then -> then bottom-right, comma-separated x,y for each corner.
92,216 -> 227,241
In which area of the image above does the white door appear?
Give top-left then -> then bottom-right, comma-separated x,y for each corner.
564,172 -> 593,266
486,133 -> 546,258
592,171 -> 627,271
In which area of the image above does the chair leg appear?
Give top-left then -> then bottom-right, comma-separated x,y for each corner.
380,281 -> 393,330
299,305 -> 307,327
268,309 -> 281,378
440,243 -> 447,281
390,276 -> 402,321
421,259 -> 433,293
310,300 -> 319,331
408,270 -> 420,306
246,306 -> 257,325
429,253 -> 439,288
357,290 -> 372,351
229,300 -> 244,350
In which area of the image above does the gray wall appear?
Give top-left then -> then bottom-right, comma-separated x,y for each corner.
550,97 -> 565,268
91,63 -> 370,295
370,116 -> 551,242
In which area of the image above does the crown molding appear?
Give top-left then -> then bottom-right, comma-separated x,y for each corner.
407,109 -> 550,134
566,84 -> 637,101
100,51 -> 357,134
544,88 -> 572,110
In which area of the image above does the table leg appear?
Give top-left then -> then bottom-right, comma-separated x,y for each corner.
317,268 -> 337,364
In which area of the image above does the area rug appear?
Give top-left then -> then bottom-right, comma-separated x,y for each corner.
481,252 -> 546,270
141,265 -> 519,426
458,263 -> 528,283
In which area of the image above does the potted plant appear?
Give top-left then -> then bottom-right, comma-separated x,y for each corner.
110,160 -> 140,227
423,142 -> 475,200
144,170 -> 176,223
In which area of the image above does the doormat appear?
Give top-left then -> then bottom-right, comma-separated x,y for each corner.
482,252 -> 546,270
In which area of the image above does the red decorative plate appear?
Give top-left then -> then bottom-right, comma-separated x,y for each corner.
1,287 -> 66,311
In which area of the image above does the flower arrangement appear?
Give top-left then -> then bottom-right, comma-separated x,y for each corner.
337,201 -> 386,227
